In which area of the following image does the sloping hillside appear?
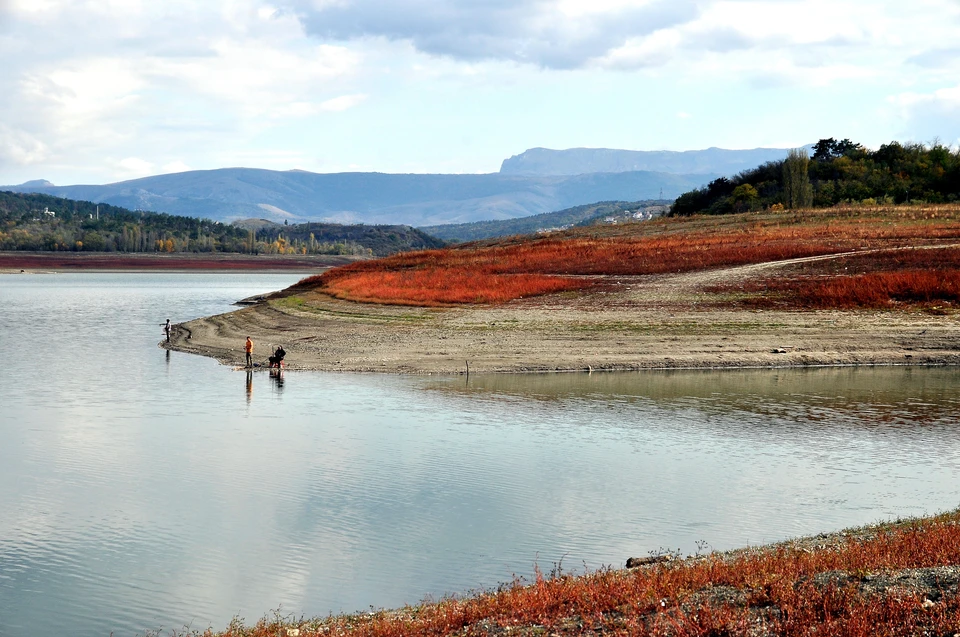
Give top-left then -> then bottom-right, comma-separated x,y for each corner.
419,200 -> 668,242
295,204 -> 960,308
0,191 -> 442,256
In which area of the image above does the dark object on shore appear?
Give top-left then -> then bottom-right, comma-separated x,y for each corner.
269,345 -> 286,368
235,294 -> 269,306
626,555 -> 672,568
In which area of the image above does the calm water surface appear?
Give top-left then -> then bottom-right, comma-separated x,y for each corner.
1,272 -> 959,636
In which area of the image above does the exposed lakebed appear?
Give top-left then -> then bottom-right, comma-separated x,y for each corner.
1,273 -> 959,636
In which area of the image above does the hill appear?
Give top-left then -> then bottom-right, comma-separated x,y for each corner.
2,168 -> 712,226
671,139 -> 960,215
0,191 -> 442,256
418,200 -> 669,243
234,219 -> 446,256
499,146 -> 813,176
292,204 -> 960,308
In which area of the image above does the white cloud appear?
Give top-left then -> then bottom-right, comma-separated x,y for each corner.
0,124 -> 49,165
293,0 -> 700,69
115,157 -> 155,177
889,86 -> 960,145
319,93 -> 367,111
161,160 -> 192,174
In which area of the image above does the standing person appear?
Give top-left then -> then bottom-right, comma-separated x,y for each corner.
161,319 -> 171,342
245,336 -> 254,367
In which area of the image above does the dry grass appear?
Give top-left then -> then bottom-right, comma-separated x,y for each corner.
198,509 -> 960,636
291,205 -> 960,307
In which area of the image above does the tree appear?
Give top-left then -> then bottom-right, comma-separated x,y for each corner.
782,149 -> 813,209
730,183 -> 759,212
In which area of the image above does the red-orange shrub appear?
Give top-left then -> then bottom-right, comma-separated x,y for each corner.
321,268 -> 587,306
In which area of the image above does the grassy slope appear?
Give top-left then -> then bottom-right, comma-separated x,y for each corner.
418,200 -> 667,243
292,204 -> 960,310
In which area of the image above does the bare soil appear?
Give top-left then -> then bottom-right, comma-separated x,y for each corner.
165,250 -> 960,373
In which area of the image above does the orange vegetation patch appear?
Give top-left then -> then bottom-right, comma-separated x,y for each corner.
718,247 -> 960,310
209,510 -> 960,636
294,214 -> 960,306
320,268 -> 586,305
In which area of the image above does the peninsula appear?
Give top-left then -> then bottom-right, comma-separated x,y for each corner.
166,204 -> 960,373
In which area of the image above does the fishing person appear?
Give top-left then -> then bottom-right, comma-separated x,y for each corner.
161,319 -> 171,342
268,345 -> 286,368
245,336 -> 254,367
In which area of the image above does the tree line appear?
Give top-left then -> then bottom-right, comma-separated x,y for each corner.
670,139 -> 960,216
0,192 -> 443,256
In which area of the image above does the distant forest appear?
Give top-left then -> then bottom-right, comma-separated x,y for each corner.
0,192 -> 444,256
671,139 -> 960,216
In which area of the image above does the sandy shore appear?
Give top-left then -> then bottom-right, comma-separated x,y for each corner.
166,254 -> 960,374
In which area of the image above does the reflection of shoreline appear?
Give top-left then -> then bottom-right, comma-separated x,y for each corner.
422,366 -> 960,436
429,365 -> 960,402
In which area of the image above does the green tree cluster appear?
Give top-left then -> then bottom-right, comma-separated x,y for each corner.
670,139 -> 960,216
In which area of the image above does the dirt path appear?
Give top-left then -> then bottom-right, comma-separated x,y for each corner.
166,251 -> 960,374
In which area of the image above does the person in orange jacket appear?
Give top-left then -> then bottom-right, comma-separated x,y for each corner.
245,336 -> 254,367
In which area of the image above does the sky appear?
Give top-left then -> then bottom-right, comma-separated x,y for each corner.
0,0 -> 958,186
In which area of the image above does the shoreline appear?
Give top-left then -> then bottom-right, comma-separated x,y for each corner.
202,508 -> 960,636
0,251 -> 360,273
164,259 -> 960,374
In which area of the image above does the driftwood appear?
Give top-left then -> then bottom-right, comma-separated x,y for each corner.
626,555 -> 672,568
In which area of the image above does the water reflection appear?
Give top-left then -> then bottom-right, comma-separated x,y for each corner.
270,368 -> 285,392
246,369 -> 253,403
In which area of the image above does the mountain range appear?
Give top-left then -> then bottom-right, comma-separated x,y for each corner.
499,146 -> 812,176
1,169 -> 709,226
2,145 -> 804,226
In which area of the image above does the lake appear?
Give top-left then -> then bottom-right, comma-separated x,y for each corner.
1,272 -> 959,636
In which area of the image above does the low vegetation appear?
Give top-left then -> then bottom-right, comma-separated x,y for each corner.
294,205 -> 960,307
196,509 -> 960,636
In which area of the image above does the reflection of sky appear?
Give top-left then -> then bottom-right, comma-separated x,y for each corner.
2,274 -> 960,636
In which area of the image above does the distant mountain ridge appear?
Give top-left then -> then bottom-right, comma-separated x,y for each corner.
2,168 -> 713,226
500,146 -> 815,177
